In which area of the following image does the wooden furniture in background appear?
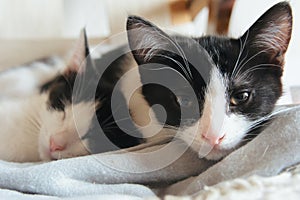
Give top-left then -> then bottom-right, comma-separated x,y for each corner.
207,0 -> 235,35
169,0 -> 235,35
169,0 -> 208,24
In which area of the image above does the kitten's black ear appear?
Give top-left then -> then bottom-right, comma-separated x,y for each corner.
66,28 -> 91,74
127,16 -> 175,64
241,2 -> 292,63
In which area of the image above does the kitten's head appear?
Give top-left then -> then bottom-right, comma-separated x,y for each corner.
38,30 -> 115,161
127,2 -> 292,160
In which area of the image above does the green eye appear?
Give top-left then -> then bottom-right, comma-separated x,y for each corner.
230,91 -> 250,106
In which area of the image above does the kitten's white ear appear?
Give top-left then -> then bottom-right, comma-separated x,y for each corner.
66,28 -> 90,74
241,2 -> 292,62
126,16 -> 175,64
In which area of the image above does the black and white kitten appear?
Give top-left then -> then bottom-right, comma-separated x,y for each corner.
0,30 -> 140,162
123,2 -> 292,160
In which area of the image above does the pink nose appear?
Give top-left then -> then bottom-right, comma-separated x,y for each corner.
202,134 -> 225,145
50,136 -> 66,152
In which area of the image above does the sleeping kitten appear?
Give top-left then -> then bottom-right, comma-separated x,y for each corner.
0,30 -> 141,162
123,2 -> 292,160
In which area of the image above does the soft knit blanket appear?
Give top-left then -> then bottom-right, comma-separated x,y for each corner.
0,105 -> 299,199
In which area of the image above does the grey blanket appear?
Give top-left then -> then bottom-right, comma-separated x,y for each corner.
0,105 -> 299,199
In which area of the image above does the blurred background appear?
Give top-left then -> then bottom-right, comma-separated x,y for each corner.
0,0 -> 299,103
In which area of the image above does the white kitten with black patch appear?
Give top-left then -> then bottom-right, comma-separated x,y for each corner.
0,31 -> 95,162
0,30 -> 142,162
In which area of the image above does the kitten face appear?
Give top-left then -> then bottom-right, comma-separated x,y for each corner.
38,30 -> 99,160
38,30 -> 141,161
127,2 -> 292,160
38,99 -> 95,160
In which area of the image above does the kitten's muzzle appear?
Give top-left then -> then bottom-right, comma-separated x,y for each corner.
49,136 -> 66,152
201,133 -> 225,146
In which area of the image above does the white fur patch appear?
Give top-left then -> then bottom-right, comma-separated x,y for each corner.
0,57 -> 63,99
200,67 -> 227,140
180,67 -> 252,160
0,95 -> 45,162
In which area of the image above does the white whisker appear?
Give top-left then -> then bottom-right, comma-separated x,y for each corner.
231,30 -> 249,79
232,48 -> 271,80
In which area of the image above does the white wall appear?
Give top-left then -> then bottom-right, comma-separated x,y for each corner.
0,0 -> 110,39
0,0 -> 63,39
0,0 -> 173,40
0,0 -> 173,69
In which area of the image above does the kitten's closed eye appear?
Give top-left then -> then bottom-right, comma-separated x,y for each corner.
44,79 -> 72,112
176,95 -> 193,107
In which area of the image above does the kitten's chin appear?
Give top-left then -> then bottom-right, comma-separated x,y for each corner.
38,148 -> 62,161
38,147 -> 53,161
